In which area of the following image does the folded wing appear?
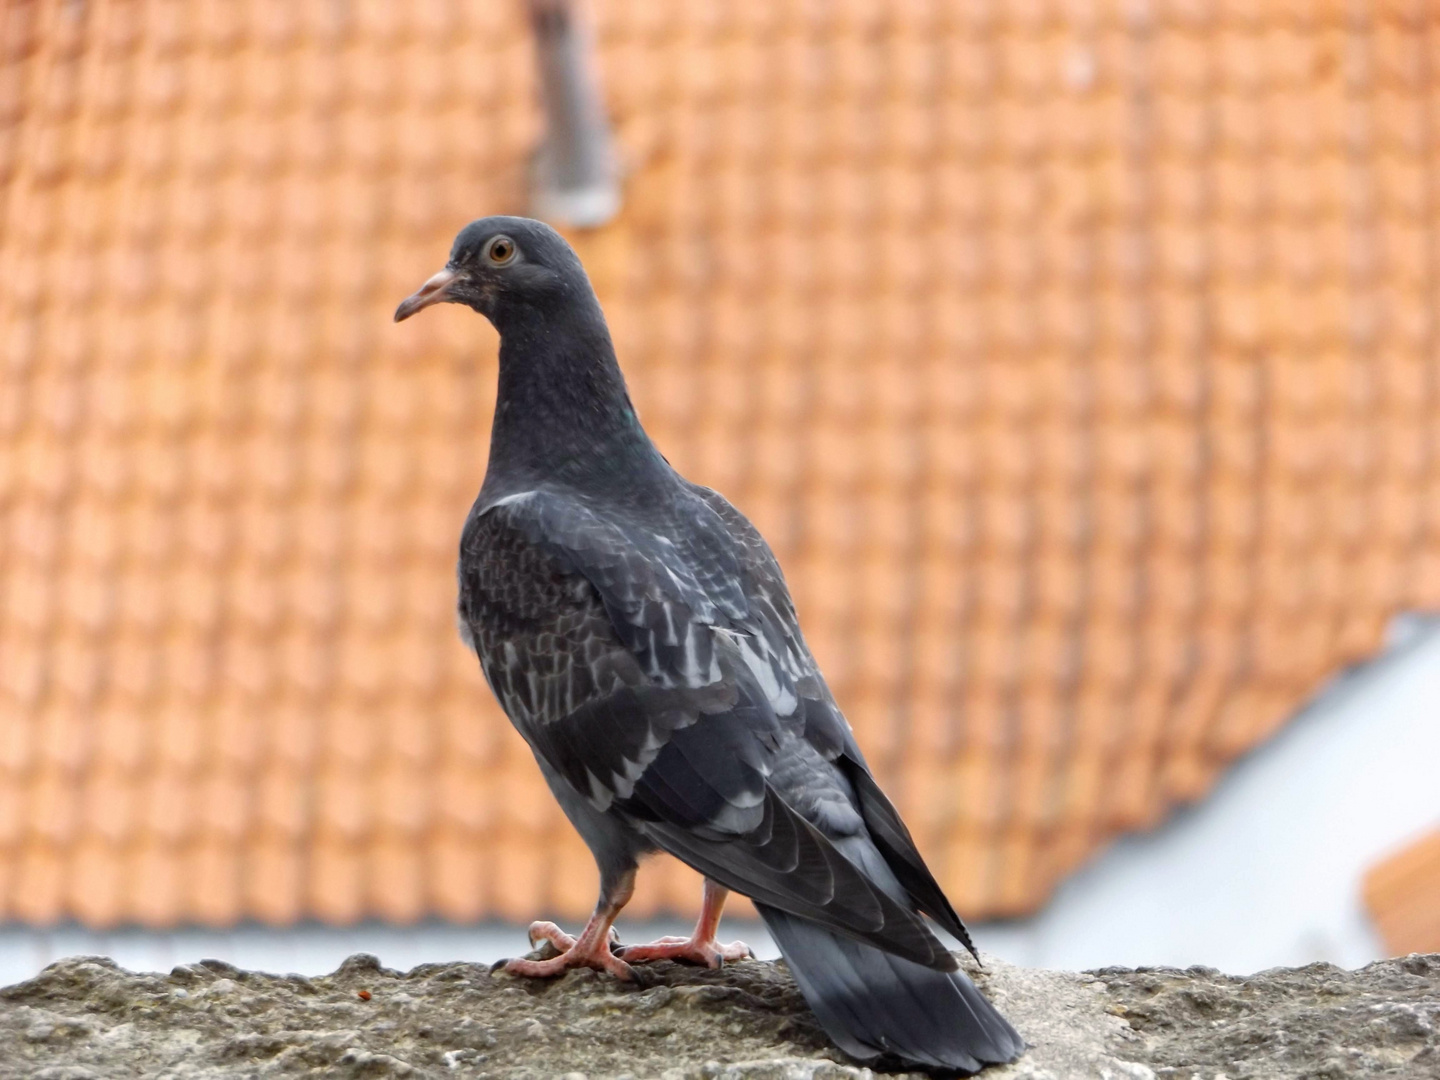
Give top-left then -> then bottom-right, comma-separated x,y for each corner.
458,488 -> 963,971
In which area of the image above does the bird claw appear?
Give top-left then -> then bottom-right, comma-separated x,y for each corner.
501,946 -> 635,981
501,920 -> 635,981
614,935 -> 754,969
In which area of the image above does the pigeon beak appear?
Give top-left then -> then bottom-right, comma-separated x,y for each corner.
394,267 -> 461,322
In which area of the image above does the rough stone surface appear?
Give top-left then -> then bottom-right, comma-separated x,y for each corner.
0,949 -> 1435,1079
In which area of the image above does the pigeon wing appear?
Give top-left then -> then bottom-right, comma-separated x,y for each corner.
690,484 -> 980,959
458,490 -> 954,970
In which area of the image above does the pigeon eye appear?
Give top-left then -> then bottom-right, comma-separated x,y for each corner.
486,236 -> 516,265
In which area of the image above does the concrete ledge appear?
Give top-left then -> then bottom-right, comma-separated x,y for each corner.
0,950 -> 1435,1078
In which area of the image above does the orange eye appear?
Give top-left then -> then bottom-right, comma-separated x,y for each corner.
486,236 -> 516,264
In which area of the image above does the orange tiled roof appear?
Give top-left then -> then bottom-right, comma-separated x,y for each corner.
1364,829 -> 1440,957
2,0 -> 1439,928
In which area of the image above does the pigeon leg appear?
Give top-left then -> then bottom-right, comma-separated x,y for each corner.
615,878 -> 754,968
502,867 -> 636,980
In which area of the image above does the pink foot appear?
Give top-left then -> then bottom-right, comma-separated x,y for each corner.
501,920 -> 634,980
615,934 -> 754,968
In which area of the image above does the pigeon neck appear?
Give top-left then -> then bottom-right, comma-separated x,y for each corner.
484,303 -> 668,494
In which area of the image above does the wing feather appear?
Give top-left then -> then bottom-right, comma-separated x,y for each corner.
458,487 -> 966,971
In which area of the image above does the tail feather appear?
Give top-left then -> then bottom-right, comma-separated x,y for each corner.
759,904 -> 1025,1074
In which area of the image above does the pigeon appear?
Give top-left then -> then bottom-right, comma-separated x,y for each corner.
395,217 -> 1026,1074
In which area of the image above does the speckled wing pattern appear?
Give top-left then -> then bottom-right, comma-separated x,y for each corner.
457,484 -> 972,969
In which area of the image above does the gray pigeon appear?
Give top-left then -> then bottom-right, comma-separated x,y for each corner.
395,217 -> 1025,1074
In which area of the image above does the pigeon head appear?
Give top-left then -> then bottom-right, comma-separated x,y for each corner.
393,216 -> 664,490
393,216 -> 593,327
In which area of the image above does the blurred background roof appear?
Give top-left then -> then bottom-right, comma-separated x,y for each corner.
1,0 -> 1438,932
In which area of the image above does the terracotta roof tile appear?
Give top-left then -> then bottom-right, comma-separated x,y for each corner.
490,831 -> 548,925
10,842 -> 65,925
307,837 -> 364,926
368,837 -> 425,924
244,835 -> 305,925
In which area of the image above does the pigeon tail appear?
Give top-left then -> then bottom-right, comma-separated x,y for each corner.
758,904 -> 1025,1075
